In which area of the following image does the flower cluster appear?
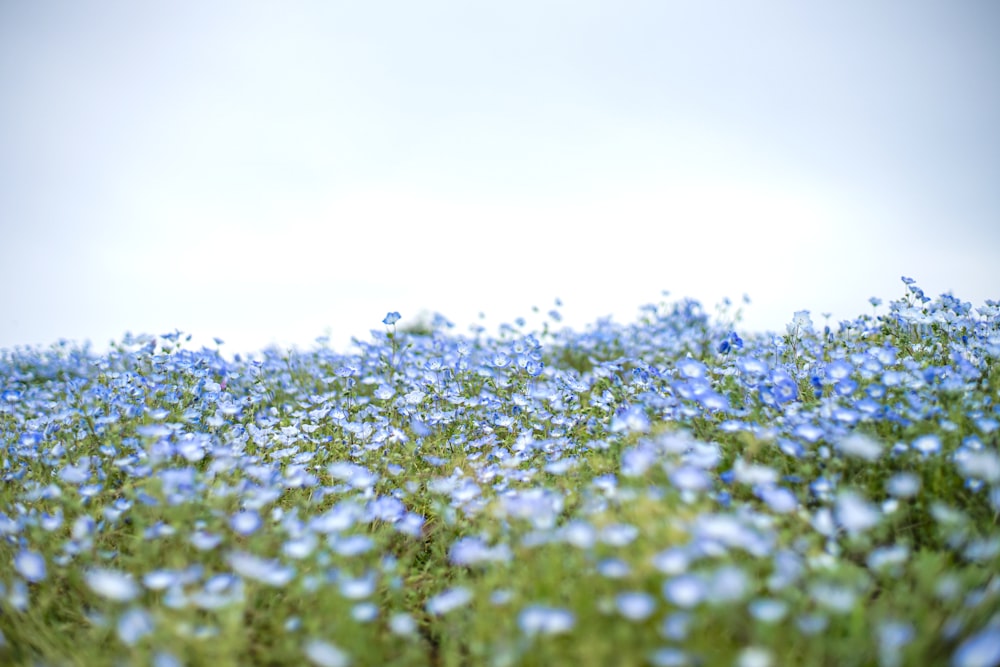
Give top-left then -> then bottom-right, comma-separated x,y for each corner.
1,280 -> 998,666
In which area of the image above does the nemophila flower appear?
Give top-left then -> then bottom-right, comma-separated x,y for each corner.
152,652 -> 182,667
835,490 -> 881,535
230,510 -> 262,536
755,485 -> 798,514
310,501 -> 363,533
85,568 -> 139,602
733,459 -> 778,486
388,613 -> 418,637
736,646 -> 774,667
117,606 -> 155,646
426,586 -> 472,615
670,465 -> 712,493
330,534 -> 374,557
283,533 -> 318,560
621,444 -> 658,477
647,647 -> 691,667
339,572 -> 376,600
498,488 -> 564,530
597,558 -> 631,579
697,390 -> 729,412
768,549 -> 804,590
517,605 -> 575,636
560,520 -> 597,549
227,551 -> 294,587
809,581 -> 857,614
449,536 -> 512,566
738,356 -> 769,377
0,513 -> 21,535
59,460 -> 91,484
303,639 -> 351,667
6,579 -> 28,612
335,364 -> 359,378
692,513 -> 774,557
975,417 -> 999,435
143,570 -> 180,591
797,613 -> 829,636
615,591 -> 656,621
767,371 -> 799,405
685,440 -> 721,469
877,620 -> 915,667
955,449 -> 1000,484
707,564 -> 749,603
834,378 -> 858,396
952,626 -> 1000,667
600,523 -> 639,546
825,358 -> 854,381
836,433 -> 883,461
14,549 -> 46,583
811,507 -> 836,537
396,512 -> 425,537
749,597 -> 788,623
490,589 -> 513,606
662,574 -> 706,608
373,384 -> 395,400
491,352 -> 511,369
188,574 -> 243,610
610,405 -> 650,433
328,463 -> 378,489
382,312 -> 401,326
913,434 -> 942,456
189,530 -> 223,551
789,310 -> 813,332
368,496 -> 406,523
351,602 -> 378,623
676,357 -> 707,379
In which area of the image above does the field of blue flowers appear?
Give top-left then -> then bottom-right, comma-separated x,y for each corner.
1,278 -> 998,667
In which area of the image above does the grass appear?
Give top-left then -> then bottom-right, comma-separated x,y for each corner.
1,278 -> 998,667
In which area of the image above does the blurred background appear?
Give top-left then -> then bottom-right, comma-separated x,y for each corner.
2,1 -> 998,356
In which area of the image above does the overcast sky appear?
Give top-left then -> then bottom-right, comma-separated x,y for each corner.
2,1 -> 998,355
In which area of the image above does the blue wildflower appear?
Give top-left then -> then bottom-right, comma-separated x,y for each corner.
518,605 -> 575,636
85,568 -> 139,602
616,591 -> 657,621
303,639 -> 351,667
14,550 -> 46,583
426,587 -> 472,615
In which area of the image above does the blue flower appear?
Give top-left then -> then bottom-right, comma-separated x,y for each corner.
230,510 -> 262,536
227,551 -> 295,587
676,357 -> 707,379
615,591 -> 656,621
912,434 -> 941,457
951,626 -> 1000,667
518,605 -> 575,636
14,550 -> 46,583
85,568 -> 139,602
117,607 -> 155,646
426,587 -> 472,615
303,639 -> 351,667
662,574 -> 706,608
755,485 -> 798,514
382,312 -> 401,326
762,371 -> 798,406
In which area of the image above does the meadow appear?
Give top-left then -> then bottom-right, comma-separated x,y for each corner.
1,277 -> 998,667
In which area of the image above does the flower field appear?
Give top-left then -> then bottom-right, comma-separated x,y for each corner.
1,278 -> 998,666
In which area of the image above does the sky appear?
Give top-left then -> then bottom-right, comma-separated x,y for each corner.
2,1 -> 998,356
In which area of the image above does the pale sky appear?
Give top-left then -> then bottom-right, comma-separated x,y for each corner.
2,2 -> 998,355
